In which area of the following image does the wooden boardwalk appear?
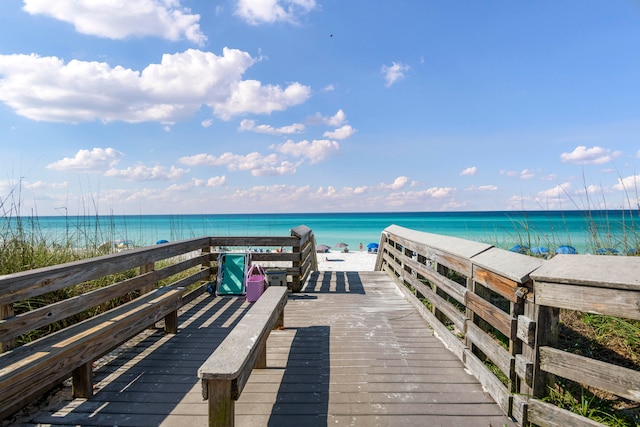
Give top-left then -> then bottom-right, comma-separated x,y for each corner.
26,271 -> 516,426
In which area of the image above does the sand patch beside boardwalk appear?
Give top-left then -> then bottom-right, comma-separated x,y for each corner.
316,250 -> 378,271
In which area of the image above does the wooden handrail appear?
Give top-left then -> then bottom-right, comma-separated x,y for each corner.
375,224 -> 640,426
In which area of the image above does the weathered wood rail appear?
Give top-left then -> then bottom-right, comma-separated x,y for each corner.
0,225 -> 315,420
375,224 -> 640,427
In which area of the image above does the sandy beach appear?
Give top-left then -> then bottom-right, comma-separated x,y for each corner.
315,250 -> 378,271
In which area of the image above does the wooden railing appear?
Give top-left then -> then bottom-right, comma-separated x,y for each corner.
0,226 -> 315,418
375,224 -> 640,427
1,224 -> 315,350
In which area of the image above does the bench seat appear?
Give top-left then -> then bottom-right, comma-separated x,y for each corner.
0,285 -> 185,419
198,286 -> 288,426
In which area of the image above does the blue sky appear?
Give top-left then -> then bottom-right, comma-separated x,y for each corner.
1,0 -> 639,216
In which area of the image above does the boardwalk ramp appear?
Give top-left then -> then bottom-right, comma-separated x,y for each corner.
22,271 -> 514,426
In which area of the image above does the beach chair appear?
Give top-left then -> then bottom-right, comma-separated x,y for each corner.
216,252 -> 251,296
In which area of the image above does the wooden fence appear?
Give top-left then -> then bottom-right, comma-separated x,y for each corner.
1,223 -> 316,350
375,224 -> 640,427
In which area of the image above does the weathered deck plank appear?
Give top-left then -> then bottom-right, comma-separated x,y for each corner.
25,271 -> 515,427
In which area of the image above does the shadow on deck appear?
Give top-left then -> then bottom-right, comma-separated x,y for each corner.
25,271 -> 516,427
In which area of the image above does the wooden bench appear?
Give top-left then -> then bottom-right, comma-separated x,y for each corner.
0,239 -> 213,419
198,286 -> 288,427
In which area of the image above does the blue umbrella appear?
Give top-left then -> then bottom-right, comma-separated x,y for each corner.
555,245 -> 577,254
531,246 -> 549,256
595,247 -> 618,255
509,245 -> 529,254
367,242 -> 379,249
156,239 -> 169,244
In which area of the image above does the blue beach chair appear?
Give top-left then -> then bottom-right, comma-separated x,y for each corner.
216,252 -> 251,296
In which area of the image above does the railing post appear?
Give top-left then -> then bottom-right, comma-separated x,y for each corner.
0,304 -> 14,352
527,294 -> 559,398
139,262 -> 155,294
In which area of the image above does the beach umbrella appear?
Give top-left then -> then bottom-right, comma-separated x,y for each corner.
334,242 -> 349,248
316,244 -> 330,253
555,245 -> 577,255
509,245 -> 529,254
595,247 -> 618,255
156,239 -> 169,244
367,242 -> 379,249
530,246 -> 549,256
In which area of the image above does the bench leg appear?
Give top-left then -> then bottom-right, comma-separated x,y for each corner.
207,379 -> 234,427
255,341 -> 267,369
165,310 -> 178,334
276,308 -> 284,329
72,362 -> 93,398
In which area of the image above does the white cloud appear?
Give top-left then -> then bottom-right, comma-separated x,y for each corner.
613,174 -> 640,192
0,49 -> 310,124
537,182 -> 571,198
274,139 -> 339,163
380,176 -> 409,190
47,147 -> 123,171
381,62 -> 410,87
325,109 -> 346,127
424,186 -> 455,198
520,169 -> 535,179
201,119 -> 213,128
460,166 -> 477,176
560,145 -> 622,165
207,176 -> 227,187
213,80 -> 311,120
22,0 -> 206,45
500,168 -> 536,179
235,0 -> 317,25
105,164 -> 189,181
239,119 -> 305,135
23,180 -> 69,190
323,125 -> 356,140
478,185 -> 498,191
179,151 -> 298,176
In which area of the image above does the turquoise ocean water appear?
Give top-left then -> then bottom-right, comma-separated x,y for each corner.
8,210 -> 639,255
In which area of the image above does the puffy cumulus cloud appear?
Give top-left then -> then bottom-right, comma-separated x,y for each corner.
105,164 -> 189,181
179,151 -> 298,176
380,176 -> 409,190
23,0 -> 206,45
235,0 -> 317,25
0,49 -> 310,123
325,109 -> 346,127
381,62 -> 410,87
613,174 -> 640,192
460,166 -> 477,176
424,186 -> 455,198
323,124 -> 356,140
47,147 -> 123,171
274,139 -> 339,164
212,80 -> 310,120
560,146 -> 622,165
207,176 -> 227,187
239,119 -> 305,135
537,182 -> 571,199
